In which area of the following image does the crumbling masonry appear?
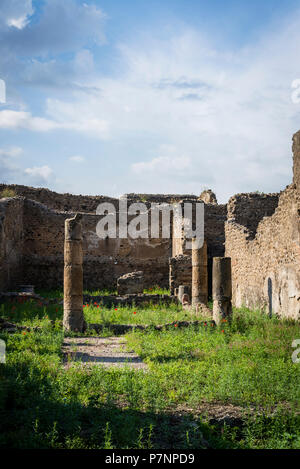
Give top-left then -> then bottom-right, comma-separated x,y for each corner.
0,131 -> 299,319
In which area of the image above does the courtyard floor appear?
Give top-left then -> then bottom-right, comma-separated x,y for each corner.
0,290 -> 299,449
62,336 -> 148,370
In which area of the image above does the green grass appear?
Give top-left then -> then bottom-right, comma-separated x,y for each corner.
84,301 -> 194,325
126,312 -> 300,407
0,296 -> 191,325
0,294 -> 299,449
143,286 -> 170,295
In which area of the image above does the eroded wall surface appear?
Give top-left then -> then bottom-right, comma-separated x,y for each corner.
225,132 -> 300,319
0,184 -> 117,213
0,197 -> 24,290
21,199 -> 171,290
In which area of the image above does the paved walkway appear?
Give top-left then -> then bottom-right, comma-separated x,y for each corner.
62,336 -> 148,370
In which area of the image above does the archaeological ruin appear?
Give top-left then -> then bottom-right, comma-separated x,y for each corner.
0,130 -> 299,320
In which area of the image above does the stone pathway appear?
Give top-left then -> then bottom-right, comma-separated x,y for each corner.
62,336 -> 148,370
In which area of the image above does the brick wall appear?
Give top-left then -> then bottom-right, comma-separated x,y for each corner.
0,184 -> 199,213
171,202 -> 227,297
169,255 -> 192,295
0,197 -> 24,290
225,132 -> 300,319
21,199 -> 171,290
227,193 -> 279,240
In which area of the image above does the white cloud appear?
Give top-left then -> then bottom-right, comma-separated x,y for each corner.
69,155 -> 85,163
24,165 -> 53,181
7,16 -> 29,30
0,146 -> 22,157
0,0 -> 33,31
0,146 -> 23,183
0,109 -> 109,138
0,79 -> 6,104
0,110 -> 57,131
0,0 -> 106,104
45,98 -> 110,138
132,154 -> 191,174
0,0 -> 105,55
0,146 -> 54,187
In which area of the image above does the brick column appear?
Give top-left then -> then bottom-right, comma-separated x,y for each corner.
169,257 -> 175,295
63,213 -> 86,332
192,238 -> 208,307
213,257 -> 232,325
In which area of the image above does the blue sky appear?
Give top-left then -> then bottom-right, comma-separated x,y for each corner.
1,0 -> 300,202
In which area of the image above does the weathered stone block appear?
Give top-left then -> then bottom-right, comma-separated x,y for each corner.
199,189 -> 218,205
117,271 -> 144,295
177,285 -> 190,303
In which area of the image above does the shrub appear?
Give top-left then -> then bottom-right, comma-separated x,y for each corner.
1,188 -> 17,198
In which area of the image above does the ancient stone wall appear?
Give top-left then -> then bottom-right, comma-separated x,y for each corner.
169,255 -> 192,295
0,197 -> 24,290
0,184 -> 198,213
227,193 -> 279,240
0,187 -> 226,293
21,198 -> 170,290
171,202 -> 227,297
0,183 -> 119,213
225,133 -> 300,319
204,204 -> 227,295
172,203 -> 227,258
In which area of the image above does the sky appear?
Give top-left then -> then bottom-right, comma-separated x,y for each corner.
1,0 -> 300,203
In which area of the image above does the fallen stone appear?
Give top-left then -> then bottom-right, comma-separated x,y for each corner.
117,271 -> 144,295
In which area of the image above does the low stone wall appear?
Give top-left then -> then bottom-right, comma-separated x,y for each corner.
83,293 -> 178,307
0,292 -> 178,308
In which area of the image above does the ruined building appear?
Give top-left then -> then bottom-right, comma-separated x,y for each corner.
0,131 -> 299,319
